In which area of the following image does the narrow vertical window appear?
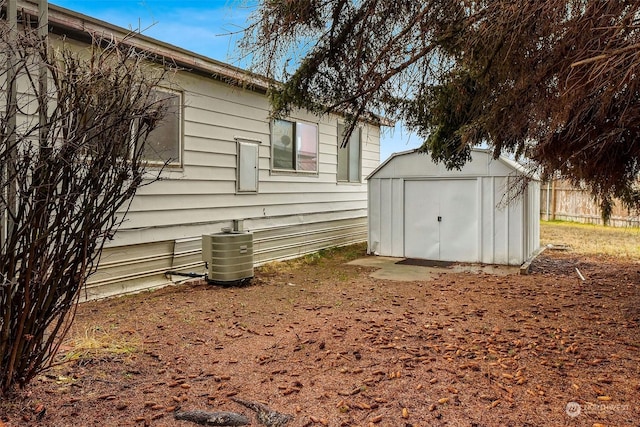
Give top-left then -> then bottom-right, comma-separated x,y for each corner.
337,123 -> 361,182
272,119 -> 295,170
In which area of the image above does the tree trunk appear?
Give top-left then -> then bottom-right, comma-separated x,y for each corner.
174,410 -> 250,426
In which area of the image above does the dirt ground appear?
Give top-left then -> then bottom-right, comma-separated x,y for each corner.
2,243 -> 640,427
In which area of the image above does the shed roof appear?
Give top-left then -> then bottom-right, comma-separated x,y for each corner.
368,148 -> 538,180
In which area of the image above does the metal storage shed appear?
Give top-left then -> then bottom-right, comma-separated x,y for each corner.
367,149 -> 540,265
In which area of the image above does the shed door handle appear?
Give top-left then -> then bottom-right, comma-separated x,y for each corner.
437,216 -> 442,222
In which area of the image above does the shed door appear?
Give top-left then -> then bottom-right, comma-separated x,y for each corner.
404,180 -> 478,262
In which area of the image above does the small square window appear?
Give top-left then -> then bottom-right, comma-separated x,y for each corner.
271,119 -> 318,172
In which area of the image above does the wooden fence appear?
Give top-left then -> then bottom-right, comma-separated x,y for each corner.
539,179 -> 640,227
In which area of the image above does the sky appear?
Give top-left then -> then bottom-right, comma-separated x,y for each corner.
50,0 -> 422,161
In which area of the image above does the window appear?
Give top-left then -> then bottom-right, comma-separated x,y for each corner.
337,123 -> 361,182
271,119 -> 318,172
76,107 -> 101,156
137,88 -> 182,165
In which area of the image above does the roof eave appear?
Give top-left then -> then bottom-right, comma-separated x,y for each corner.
21,1 -> 271,91
17,1 -> 391,126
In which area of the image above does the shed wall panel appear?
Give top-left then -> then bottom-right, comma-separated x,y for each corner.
480,177 -> 495,264
528,181 -> 541,257
507,185 -> 525,264
493,177 -> 509,264
368,180 -> 381,254
379,180 -> 393,256
391,178 -> 404,257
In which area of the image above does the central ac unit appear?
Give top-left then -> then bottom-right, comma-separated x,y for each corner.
202,231 -> 254,285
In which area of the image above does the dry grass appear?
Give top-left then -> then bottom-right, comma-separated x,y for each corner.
60,326 -> 140,362
541,220 -> 640,259
257,242 -> 367,275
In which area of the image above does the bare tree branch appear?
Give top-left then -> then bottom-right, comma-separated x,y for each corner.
0,14 -> 172,394
243,0 -> 640,214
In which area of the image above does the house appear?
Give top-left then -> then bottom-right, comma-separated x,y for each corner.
21,3 -> 382,299
367,149 -> 540,265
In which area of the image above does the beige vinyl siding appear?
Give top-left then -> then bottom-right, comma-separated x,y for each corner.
112,71 -> 379,238
10,59 -> 379,298
128,191 -> 368,212
83,51 -> 378,298
2,5 -> 383,299
119,201 -> 368,231
87,215 -> 367,300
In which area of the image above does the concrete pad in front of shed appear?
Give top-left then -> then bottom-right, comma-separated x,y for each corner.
348,256 -> 519,281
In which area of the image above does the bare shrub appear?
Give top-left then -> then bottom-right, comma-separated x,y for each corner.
0,15 -> 172,394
